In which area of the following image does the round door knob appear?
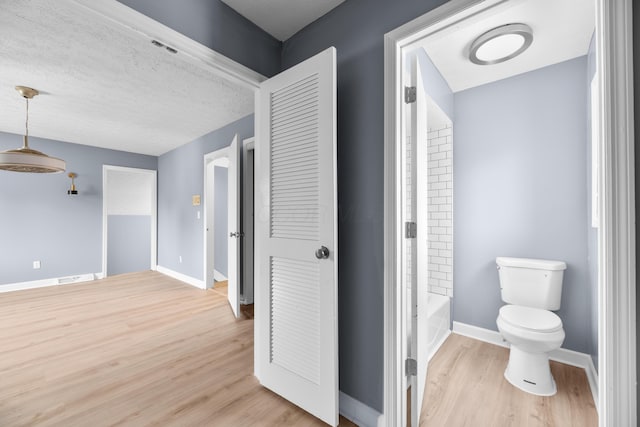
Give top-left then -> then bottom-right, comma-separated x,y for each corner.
315,246 -> 330,259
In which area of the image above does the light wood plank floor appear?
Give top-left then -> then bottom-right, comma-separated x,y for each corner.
0,271 -> 355,427
420,333 -> 598,426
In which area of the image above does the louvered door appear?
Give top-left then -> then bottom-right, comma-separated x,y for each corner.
255,47 -> 338,426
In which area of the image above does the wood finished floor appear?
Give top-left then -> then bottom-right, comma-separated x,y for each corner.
0,271 -> 355,427
420,333 -> 598,426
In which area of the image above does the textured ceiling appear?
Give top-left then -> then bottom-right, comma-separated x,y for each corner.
220,0 -> 346,41
0,0 -> 255,156
421,0 -> 595,92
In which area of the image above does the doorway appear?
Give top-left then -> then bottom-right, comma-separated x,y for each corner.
204,136 -> 243,317
241,137 -> 255,305
102,165 -> 157,277
384,0 -> 635,425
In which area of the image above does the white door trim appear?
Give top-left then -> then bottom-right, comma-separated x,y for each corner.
596,1 -> 636,425
203,146 -> 231,290
102,165 -> 157,277
382,0 -> 636,426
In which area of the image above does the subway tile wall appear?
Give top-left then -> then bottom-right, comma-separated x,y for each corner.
427,124 -> 453,297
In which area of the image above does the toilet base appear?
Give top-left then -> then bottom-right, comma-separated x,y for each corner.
504,345 -> 557,396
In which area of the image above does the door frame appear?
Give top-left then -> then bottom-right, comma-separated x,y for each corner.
383,0 -> 635,426
241,137 -> 255,305
203,146 -> 231,289
102,165 -> 157,277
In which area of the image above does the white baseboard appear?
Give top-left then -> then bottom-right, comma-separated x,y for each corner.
156,265 -> 205,289
452,321 -> 599,408
213,269 -> 228,282
339,391 -> 383,427
0,273 -> 99,293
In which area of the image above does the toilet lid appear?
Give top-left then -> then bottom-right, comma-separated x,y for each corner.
499,305 -> 563,333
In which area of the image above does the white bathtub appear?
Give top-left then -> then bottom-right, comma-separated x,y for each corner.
407,292 -> 451,362
426,293 -> 451,361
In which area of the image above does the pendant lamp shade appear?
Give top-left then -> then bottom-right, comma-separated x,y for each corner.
0,86 -> 66,173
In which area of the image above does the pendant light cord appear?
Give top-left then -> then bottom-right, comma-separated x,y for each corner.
23,97 -> 29,149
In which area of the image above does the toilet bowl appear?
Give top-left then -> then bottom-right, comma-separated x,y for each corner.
497,304 -> 565,396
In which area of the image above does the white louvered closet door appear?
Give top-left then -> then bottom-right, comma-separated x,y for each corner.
255,47 -> 338,426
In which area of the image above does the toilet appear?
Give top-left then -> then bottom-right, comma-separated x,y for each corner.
495,256 -> 567,396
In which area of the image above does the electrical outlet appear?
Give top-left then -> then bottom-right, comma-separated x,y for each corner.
33,261 -> 41,269
179,256 -> 182,263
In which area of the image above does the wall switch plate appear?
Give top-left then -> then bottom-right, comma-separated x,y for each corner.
179,256 -> 182,263
33,261 -> 41,269
197,211 -> 201,219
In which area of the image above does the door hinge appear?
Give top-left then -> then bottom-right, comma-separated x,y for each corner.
405,358 -> 417,376
405,222 -> 417,238
404,86 -> 416,104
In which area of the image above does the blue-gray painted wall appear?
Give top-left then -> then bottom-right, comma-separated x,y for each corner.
107,215 -> 151,276
586,33 -> 598,370
214,166 -> 228,277
414,48 -> 454,120
633,6 -> 639,411
157,115 -> 253,279
281,0 -> 448,412
453,57 -> 590,354
0,132 -> 157,285
116,0 -> 281,78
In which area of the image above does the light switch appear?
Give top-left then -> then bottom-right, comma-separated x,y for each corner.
33,260 -> 41,269
197,210 -> 201,219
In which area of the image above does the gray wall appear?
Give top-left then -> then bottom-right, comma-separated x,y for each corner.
0,132 -> 157,285
116,0 -> 281,78
633,2 -> 639,414
157,114 -> 253,279
453,57 -> 591,354
214,166 -> 228,277
586,33 -> 598,370
107,215 -> 151,276
281,0 -> 448,412
414,48 -> 454,120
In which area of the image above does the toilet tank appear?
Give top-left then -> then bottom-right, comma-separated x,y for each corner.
496,257 -> 566,310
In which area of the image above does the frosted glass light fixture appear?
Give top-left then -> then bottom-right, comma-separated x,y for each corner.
0,86 -> 66,173
469,23 -> 533,65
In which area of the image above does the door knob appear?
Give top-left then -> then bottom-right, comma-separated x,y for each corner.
315,246 -> 330,259
229,232 -> 244,238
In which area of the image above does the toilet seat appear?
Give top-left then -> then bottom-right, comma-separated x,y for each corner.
499,305 -> 563,333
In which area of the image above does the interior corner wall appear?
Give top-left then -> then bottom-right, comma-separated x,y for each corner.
632,0 -> 640,414
586,32 -> 599,370
453,57 -> 591,354
116,0 -> 282,77
157,114 -> 253,281
214,166 -> 229,278
281,0 -> 448,413
0,132 -> 157,286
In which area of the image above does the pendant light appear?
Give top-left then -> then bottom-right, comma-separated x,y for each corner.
0,86 -> 66,173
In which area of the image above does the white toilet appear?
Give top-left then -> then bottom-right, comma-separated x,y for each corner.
495,256 -> 567,396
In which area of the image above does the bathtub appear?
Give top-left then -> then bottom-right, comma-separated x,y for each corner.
407,292 -> 451,362
426,293 -> 451,361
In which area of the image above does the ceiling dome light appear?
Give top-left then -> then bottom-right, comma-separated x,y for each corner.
0,86 -> 66,173
469,23 -> 533,65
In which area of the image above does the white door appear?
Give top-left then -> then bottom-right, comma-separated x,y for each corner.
255,47 -> 338,426
227,135 -> 241,317
410,56 -> 430,426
